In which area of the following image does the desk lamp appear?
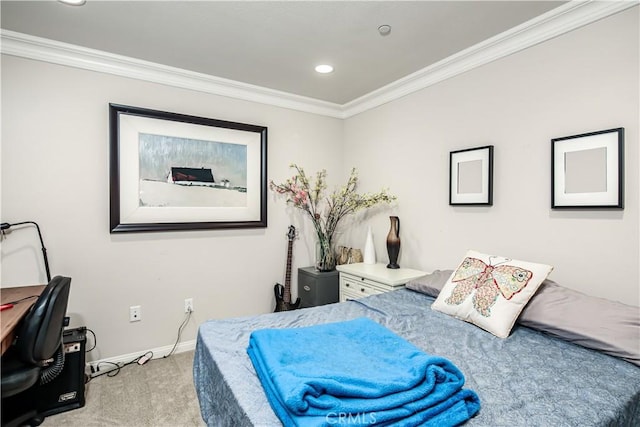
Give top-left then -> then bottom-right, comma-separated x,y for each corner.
1,221 -> 52,282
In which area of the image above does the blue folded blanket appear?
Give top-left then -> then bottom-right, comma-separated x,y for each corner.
247,317 -> 480,426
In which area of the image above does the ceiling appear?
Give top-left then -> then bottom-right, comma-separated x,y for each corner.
1,1 -> 566,105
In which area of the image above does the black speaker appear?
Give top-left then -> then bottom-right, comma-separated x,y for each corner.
298,267 -> 339,308
37,327 -> 87,416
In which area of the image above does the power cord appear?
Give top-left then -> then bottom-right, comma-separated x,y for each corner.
87,351 -> 154,382
85,328 -> 97,352
86,308 -> 193,381
163,307 -> 192,358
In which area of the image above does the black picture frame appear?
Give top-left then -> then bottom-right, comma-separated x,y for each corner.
551,128 -> 624,209
109,104 -> 268,232
449,145 -> 494,206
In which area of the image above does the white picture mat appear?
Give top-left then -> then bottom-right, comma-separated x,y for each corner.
119,113 -> 262,224
450,148 -> 491,204
553,132 -> 619,206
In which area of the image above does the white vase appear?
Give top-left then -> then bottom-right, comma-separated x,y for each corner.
363,226 -> 376,265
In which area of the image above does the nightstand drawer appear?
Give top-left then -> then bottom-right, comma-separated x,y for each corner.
337,263 -> 428,302
339,289 -> 361,303
341,274 -> 390,293
340,276 -> 384,298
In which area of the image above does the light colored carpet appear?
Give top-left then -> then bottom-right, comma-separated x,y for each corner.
43,350 -> 205,427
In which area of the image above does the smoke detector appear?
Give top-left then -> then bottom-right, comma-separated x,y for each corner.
378,25 -> 392,36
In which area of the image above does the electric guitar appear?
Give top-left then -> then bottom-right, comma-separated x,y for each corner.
274,225 -> 301,312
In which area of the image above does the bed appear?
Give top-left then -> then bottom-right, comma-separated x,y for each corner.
194,279 -> 640,426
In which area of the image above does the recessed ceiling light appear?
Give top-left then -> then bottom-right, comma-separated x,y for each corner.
58,0 -> 86,5
315,64 -> 334,74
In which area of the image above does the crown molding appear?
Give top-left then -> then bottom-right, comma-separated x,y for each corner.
0,29 -> 345,119
1,0 -> 637,120
342,0 -> 639,118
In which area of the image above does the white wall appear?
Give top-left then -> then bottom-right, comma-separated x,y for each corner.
343,8 -> 639,306
2,7 -> 638,361
0,56 -> 344,360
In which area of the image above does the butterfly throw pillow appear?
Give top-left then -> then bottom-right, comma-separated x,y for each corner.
432,250 -> 553,338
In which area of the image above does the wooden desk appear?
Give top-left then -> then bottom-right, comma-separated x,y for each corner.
1,285 -> 45,355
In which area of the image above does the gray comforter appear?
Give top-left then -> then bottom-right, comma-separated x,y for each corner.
194,289 -> 640,426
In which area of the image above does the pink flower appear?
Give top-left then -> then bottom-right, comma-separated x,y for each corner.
270,164 -> 395,259
293,190 -> 308,204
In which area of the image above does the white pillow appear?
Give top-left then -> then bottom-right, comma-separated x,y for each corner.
432,250 -> 553,338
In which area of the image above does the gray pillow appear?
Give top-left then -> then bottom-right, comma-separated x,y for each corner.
405,270 -> 453,298
407,271 -> 639,366
518,279 -> 640,367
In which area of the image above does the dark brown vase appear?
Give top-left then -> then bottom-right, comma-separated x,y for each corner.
386,216 -> 400,269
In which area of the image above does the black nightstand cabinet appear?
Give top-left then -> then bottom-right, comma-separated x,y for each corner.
298,267 -> 339,308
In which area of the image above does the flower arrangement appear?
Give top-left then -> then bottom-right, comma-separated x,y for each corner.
270,164 -> 396,271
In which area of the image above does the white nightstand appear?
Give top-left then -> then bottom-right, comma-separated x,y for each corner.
336,263 -> 428,302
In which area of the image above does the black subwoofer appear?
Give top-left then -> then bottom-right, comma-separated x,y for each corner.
298,267 -> 339,308
37,327 -> 87,416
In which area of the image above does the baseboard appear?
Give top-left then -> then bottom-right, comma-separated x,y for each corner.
87,339 -> 196,373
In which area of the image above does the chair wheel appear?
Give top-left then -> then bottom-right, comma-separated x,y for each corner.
28,415 -> 44,426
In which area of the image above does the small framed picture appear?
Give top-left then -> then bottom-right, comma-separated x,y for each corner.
449,145 -> 494,206
551,128 -> 624,209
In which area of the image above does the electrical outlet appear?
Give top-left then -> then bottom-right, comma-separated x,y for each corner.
130,305 -> 141,322
184,298 -> 194,313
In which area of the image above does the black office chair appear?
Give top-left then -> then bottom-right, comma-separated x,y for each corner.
1,276 -> 71,427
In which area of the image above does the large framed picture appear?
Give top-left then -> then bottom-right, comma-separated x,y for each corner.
449,145 -> 494,206
551,128 -> 624,209
109,104 -> 268,232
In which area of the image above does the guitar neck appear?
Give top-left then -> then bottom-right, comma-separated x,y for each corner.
284,240 -> 293,291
